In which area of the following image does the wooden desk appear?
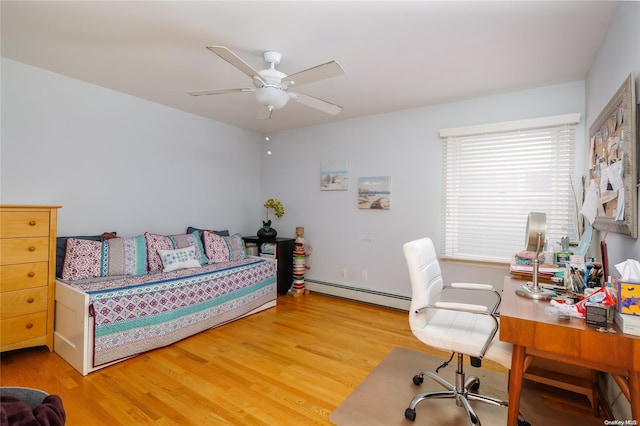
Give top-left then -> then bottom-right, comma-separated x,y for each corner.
500,277 -> 640,426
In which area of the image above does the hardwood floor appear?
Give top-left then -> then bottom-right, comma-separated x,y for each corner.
1,293 -> 585,425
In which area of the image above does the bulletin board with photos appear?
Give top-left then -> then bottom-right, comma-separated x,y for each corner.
588,72 -> 637,238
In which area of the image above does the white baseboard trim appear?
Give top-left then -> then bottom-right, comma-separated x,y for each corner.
305,280 -> 410,311
602,373 -> 632,420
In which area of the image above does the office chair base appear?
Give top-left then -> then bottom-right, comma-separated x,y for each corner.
404,388 -> 507,425
404,353 -> 527,425
413,372 -> 481,391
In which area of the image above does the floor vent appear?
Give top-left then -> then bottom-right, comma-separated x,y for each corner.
305,280 -> 410,311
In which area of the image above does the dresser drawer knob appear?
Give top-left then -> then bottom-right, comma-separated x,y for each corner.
26,323 -> 33,329
29,220 -> 37,226
27,297 -> 35,304
28,246 -> 36,252
28,272 -> 35,277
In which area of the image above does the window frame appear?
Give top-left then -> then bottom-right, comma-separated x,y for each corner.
439,113 -> 581,263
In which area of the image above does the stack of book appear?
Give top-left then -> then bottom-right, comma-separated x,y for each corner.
260,243 -> 277,259
509,263 -> 558,283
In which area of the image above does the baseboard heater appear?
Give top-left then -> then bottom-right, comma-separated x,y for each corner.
305,279 -> 410,311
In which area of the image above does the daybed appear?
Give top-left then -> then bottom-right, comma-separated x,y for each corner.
53,229 -> 277,375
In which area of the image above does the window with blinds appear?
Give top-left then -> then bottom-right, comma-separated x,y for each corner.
439,113 -> 581,263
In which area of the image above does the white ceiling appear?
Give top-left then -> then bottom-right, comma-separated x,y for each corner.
1,1 -> 618,134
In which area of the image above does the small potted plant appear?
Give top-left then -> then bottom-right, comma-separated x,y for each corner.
258,198 -> 285,239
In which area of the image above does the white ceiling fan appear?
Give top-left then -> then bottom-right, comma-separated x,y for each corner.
188,46 -> 345,120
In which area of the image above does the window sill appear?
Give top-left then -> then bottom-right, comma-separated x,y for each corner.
440,256 -> 510,269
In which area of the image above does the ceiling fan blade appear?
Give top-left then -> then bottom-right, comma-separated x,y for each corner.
283,61 -> 345,87
257,105 -> 273,120
187,88 -> 254,96
290,92 -> 343,115
206,46 -> 265,84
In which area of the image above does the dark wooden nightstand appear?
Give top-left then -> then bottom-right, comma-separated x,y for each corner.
243,236 -> 294,295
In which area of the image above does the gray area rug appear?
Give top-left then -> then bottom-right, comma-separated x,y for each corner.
330,347 -> 605,426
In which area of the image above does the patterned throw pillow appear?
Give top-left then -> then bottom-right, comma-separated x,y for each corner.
101,235 -> 147,277
144,231 -> 208,272
61,238 -> 102,281
158,245 -> 202,272
56,232 -> 116,278
144,233 -> 174,272
203,231 -> 229,263
61,236 -> 147,280
225,233 -> 247,261
203,231 -> 246,263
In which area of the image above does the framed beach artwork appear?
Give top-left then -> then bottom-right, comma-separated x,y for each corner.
358,176 -> 391,210
321,160 -> 349,191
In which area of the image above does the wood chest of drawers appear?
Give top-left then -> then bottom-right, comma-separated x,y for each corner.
1,205 -> 61,352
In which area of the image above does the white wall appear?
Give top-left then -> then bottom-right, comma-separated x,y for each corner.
263,81 -> 586,297
585,1 -> 640,268
1,58 -> 262,237
584,1 -> 640,420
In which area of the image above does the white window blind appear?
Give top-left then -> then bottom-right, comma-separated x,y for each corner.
440,113 -> 580,263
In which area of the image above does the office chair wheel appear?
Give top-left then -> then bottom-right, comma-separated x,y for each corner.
404,407 -> 417,421
517,413 -> 531,426
470,380 -> 480,391
412,374 -> 423,385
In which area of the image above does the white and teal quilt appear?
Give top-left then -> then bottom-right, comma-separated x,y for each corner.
64,257 -> 277,367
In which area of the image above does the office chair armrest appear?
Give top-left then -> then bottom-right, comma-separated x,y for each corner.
434,301 -> 488,314
445,283 -> 502,315
449,282 -> 494,291
414,302 -> 489,315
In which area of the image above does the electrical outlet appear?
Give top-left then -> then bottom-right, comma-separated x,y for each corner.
340,267 -> 347,278
362,270 -> 368,281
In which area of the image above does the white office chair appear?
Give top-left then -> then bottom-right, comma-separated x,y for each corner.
402,237 -> 528,425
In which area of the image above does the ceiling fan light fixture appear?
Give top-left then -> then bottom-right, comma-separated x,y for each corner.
190,46 -> 344,119
254,86 -> 289,110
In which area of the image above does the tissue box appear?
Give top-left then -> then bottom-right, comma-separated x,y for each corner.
611,278 -> 640,315
615,312 -> 640,336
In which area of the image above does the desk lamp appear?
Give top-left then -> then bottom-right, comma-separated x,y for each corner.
516,212 -> 554,300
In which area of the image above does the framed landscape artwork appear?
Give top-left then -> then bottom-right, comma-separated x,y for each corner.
321,160 -> 349,191
358,176 -> 391,210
